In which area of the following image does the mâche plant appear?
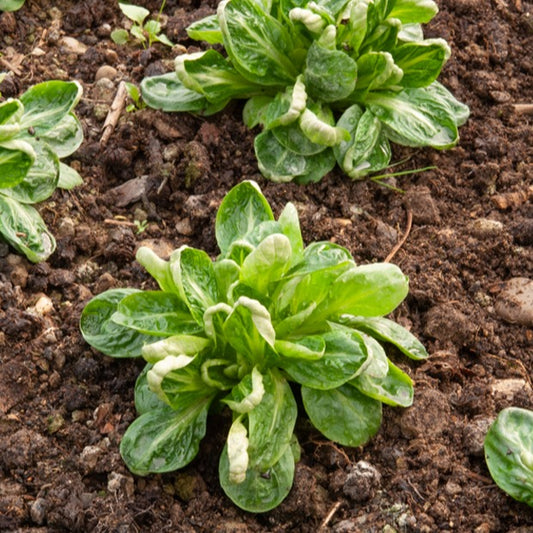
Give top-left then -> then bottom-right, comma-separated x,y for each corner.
111,1 -> 174,48
484,407 -> 533,507
141,0 -> 468,183
80,180 -> 427,512
0,80 -> 84,262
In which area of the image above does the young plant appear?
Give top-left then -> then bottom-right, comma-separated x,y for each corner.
0,80 -> 84,262
140,0 -> 469,183
0,0 -> 25,11
111,1 -> 174,48
484,407 -> 533,508
80,180 -> 427,512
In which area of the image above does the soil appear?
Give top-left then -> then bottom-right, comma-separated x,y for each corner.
1,0 -> 532,531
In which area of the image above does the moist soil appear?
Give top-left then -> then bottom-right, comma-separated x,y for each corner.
1,1 -> 532,531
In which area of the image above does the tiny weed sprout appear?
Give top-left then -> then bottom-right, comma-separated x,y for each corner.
0,80 -> 84,262
0,0 -> 25,11
111,1 -> 174,48
484,407 -> 533,508
80,180 -> 427,512
140,0 -> 469,183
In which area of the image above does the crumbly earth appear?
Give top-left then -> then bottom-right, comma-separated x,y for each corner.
1,0 -> 532,531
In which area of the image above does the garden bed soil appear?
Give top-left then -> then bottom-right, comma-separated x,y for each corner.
1,0 -> 532,531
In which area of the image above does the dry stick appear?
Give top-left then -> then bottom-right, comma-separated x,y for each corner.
0,56 -> 22,76
512,103 -> 533,115
384,209 -> 413,263
319,501 -> 342,532
100,81 -> 128,146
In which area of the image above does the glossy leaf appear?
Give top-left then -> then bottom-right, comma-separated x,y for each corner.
0,0 -> 25,12
215,180 -> 274,255
0,139 -> 35,188
20,81 -> 82,135
484,407 -> 533,507
57,162 -> 83,190
120,392 -> 213,475
35,112 -> 84,158
112,290 -> 203,336
134,364 -> 168,414
302,383 -> 382,447
187,14 -> 224,44
389,0 -> 438,24
0,194 -> 55,262
80,288 -> 157,358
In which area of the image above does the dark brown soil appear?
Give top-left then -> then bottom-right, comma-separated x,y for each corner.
1,0 -> 532,531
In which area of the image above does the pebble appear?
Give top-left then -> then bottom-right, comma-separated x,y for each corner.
494,277 -> 533,326
59,36 -> 87,55
175,218 -> 193,236
469,218 -> 504,239
490,378 -> 532,400
107,472 -> 135,498
462,417 -> 493,456
79,445 -> 104,472
10,264 -> 28,288
31,294 -> 54,316
95,64 -> 118,81
57,216 -> 76,238
343,460 -> 382,502
30,497 -> 47,525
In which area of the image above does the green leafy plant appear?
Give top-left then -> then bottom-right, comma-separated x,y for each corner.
111,1 -> 174,48
484,407 -> 533,507
140,0 -> 469,184
80,180 -> 427,512
0,80 -> 84,262
0,0 -> 25,11
124,82 -> 146,112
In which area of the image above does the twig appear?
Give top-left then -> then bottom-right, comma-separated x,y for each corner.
384,209 -> 413,263
0,56 -> 22,76
319,501 -> 342,532
512,103 -> 533,115
100,81 -> 128,146
104,218 -> 136,228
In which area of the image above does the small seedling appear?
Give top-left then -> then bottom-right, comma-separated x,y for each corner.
80,180 -> 428,512
111,1 -> 173,48
133,219 -> 148,234
124,82 -> 146,112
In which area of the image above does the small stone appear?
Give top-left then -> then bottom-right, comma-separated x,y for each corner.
175,218 -> 193,236
495,277 -> 533,326
95,65 -> 118,82
79,445 -> 104,472
469,218 -> 504,239
31,47 -> 46,56
343,460 -> 382,502
60,36 -> 87,55
57,217 -> 76,238
490,378 -> 532,400
444,481 -> 462,496
137,238 -> 175,259
30,498 -> 47,525
10,264 -> 28,288
405,186 -> 440,225
47,413 -> 64,434
489,90 -> 511,103
463,418 -> 493,456
31,294 -> 54,316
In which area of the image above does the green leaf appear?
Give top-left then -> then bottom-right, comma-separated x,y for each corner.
279,329 -> 369,389
484,407 -> 533,507
243,95 -> 273,128
136,246 -> 177,293
240,233 -> 292,294
1,141 -> 58,203
247,369 -> 297,469
170,246 -> 220,325
429,81 -> 470,126
0,99 -> 23,140
299,107 -> 350,147
334,105 -> 391,179
302,383 -> 382,447
141,72 -> 226,115
180,49 -> 263,103
57,163 -> 83,190
223,296 -> 276,365
118,1 -> 150,25
220,439 -> 295,512
388,0 -> 438,24
35,112 -> 84,158
142,334 -> 211,364
309,263 -> 409,324
0,0 -> 25,12
112,290 -> 203,336
350,359 -> 414,407
0,194 -> 55,262
187,14 -> 224,44
214,259 -> 241,302
134,364 -> 168,414
339,315 -> 428,360
20,81 -> 82,135
304,41 -> 357,102
392,39 -> 450,88
366,87 -> 461,148
215,180 -> 274,255
218,0 -> 299,86
111,28 -> 130,45
80,288 -> 158,358
223,367 -> 266,413
277,202 -> 304,264
0,139 -> 35,188
120,392 -> 213,475
275,335 -> 325,360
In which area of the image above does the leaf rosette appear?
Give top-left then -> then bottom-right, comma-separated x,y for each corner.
141,0 -> 469,183
0,80 -> 84,262
80,180 -> 428,512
